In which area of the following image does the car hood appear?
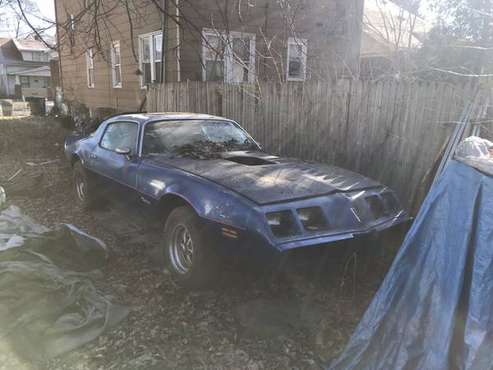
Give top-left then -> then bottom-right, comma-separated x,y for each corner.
147,151 -> 383,205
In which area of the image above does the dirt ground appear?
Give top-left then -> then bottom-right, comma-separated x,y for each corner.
0,117 -> 404,370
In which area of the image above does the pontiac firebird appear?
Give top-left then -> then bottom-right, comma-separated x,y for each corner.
65,112 -> 408,288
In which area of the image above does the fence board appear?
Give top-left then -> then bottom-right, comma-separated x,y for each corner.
147,80 -> 490,211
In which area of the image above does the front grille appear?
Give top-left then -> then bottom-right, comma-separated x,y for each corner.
382,192 -> 399,214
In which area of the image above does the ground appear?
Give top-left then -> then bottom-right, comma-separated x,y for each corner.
0,117 -> 404,370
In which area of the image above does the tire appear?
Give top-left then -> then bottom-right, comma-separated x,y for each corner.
73,161 -> 97,210
163,206 -> 219,289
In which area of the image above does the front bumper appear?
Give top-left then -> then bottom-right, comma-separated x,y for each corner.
274,211 -> 410,251
209,188 -> 410,257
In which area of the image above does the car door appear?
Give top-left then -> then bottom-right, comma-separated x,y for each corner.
135,120 -> 177,217
90,120 -> 141,203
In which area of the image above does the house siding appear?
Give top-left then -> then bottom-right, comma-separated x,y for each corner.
55,0 -> 171,112
56,0 -> 363,113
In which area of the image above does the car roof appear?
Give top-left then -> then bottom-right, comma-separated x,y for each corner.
109,112 -> 231,124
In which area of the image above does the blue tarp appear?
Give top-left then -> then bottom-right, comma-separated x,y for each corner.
329,160 -> 493,370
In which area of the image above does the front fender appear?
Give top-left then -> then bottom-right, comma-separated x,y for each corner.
139,166 -> 267,236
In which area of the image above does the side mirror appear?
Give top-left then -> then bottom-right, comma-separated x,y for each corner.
115,148 -> 132,161
115,147 -> 132,157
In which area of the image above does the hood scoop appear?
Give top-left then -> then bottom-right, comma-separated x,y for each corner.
225,156 -> 277,166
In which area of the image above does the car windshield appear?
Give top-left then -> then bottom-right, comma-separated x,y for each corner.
143,119 -> 259,157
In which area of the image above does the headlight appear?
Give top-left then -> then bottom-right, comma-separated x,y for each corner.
381,192 -> 400,214
266,211 -> 298,237
366,195 -> 385,219
297,207 -> 328,231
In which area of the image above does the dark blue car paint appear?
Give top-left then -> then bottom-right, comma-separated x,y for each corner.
65,113 -> 408,256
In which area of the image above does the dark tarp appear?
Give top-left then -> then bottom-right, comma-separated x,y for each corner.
329,160 -> 493,370
0,204 -> 129,360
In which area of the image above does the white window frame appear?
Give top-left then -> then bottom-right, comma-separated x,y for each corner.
201,28 -> 256,83
110,40 -> 122,88
286,37 -> 308,82
86,48 -> 95,88
138,31 -> 164,89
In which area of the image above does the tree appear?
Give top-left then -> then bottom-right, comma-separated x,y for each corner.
0,0 -> 54,41
422,0 -> 493,75
433,0 -> 492,44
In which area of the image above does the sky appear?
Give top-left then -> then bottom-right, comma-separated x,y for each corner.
0,0 -> 55,37
36,0 -> 55,21
4,0 -> 438,39
33,0 -> 437,22
30,0 -> 437,25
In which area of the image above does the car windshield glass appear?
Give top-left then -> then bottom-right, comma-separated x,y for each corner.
143,120 -> 258,157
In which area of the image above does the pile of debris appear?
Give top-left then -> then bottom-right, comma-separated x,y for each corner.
329,137 -> 493,370
0,187 -> 128,361
455,136 -> 493,175
0,100 -> 31,117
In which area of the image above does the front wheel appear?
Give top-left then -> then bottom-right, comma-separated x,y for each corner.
163,206 -> 219,289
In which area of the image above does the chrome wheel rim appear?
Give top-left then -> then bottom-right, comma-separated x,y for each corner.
75,174 -> 86,202
169,224 -> 194,274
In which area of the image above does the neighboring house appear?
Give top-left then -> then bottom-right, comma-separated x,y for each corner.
54,0 -> 364,114
0,37 -> 53,99
360,0 -> 429,78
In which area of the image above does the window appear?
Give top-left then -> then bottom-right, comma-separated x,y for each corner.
86,48 -> 95,88
202,29 -> 255,83
100,122 -> 139,152
143,120 -> 256,155
20,76 -> 30,88
110,41 -> 122,88
202,32 -> 225,81
138,31 -> 163,87
30,51 -> 47,62
286,37 -> 307,81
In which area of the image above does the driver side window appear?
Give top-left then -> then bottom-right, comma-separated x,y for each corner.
100,121 -> 139,152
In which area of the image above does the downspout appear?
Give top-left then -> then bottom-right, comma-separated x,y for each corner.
176,0 -> 181,82
53,0 -> 64,98
160,0 -> 167,83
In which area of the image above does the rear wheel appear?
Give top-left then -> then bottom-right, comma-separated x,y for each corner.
73,161 -> 97,210
163,206 -> 219,289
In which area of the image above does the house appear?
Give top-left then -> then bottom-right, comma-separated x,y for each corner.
54,0 -> 364,115
360,0 -> 429,78
0,37 -> 53,99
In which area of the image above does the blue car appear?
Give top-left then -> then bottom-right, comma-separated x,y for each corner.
65,112 -> 408,288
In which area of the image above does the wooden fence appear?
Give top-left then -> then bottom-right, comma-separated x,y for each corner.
147,81 -> 491,212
